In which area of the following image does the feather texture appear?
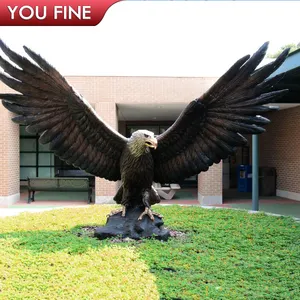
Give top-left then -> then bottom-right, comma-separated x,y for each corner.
0,39 -> 127,181
153,42 -> 299,183
1,39 -> 300,188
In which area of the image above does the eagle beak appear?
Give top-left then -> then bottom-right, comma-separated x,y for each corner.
145,137 -> 158,149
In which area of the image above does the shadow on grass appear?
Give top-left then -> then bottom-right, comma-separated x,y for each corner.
0,227 -> 110,255
0,206 -> 299,299
0,205 -> 297,256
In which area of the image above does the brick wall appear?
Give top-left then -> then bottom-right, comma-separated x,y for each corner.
95,102 -> 119,203
198,163 -> 223,196
67,76 -> 218,105
0,76 -> 227,203
198,162 -> 223,205
0,83 -> 19,199
260,106 -> 300,194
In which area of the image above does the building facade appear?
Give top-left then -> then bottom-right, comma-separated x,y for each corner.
0,76 -> 227,206
0,52 -> 299,206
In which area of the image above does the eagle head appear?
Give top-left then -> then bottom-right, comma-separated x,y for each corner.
128,130 -> 158,156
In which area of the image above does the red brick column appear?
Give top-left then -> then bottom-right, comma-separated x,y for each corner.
0,104 -> 20,206
197,162 -> 223,205
94,102 -> 119,204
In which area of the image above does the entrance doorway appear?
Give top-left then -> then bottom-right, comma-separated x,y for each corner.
223,145 -> 251,200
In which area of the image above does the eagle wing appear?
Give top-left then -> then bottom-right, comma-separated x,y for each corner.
152,42 -> 299,183
0,40 -> 128,181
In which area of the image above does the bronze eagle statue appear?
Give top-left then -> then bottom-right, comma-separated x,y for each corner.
0,40 -> 299,221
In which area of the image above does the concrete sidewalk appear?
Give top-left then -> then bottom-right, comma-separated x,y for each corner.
1,188 -> 299,219
0,207 -> 71,218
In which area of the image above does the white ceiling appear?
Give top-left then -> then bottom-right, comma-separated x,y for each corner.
117,103 -> 300,121
117,103 -> 186,121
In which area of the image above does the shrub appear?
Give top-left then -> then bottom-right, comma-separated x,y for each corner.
0,205 -> 299,299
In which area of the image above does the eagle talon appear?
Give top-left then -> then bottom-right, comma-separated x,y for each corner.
138,207 -> 162,221
152,211 -> 163,218
107,206 -> 126,218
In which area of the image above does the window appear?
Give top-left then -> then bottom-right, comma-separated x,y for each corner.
20,125 -> 89,180
20,125 -> 55,180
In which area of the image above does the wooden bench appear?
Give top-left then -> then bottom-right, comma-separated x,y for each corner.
153,183 -> 181,200
27,177 -> 92,204
56,169 -> 95,187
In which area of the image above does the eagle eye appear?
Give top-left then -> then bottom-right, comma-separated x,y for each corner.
144,134 -> 149,138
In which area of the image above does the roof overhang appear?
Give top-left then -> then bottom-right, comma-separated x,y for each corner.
117,102 -> 300,121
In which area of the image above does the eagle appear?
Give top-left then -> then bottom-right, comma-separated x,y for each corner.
0,40 -> 299,221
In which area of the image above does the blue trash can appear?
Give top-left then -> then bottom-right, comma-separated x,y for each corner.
238,165 -> 252,192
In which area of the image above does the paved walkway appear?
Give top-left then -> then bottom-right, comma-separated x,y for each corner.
0,207 -> 65,218
1,188 -> 300,219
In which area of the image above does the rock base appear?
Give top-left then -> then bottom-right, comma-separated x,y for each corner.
94,206 -> 170,241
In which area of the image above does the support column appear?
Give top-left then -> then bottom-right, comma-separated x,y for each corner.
198,161 -> 223,206
252,134 -> 259,211
94,102 -> 119,204
0,105 -> 20,206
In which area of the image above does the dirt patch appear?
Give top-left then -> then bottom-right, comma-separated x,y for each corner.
76,226 -> 187,242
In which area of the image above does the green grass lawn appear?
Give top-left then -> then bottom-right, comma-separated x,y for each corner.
0,205 -> 299,299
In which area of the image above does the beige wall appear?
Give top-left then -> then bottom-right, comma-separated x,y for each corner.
260,107 -> 300,197
94,102 -> 119,204
67,76 -> 218,105
198,162 -> 223,205
0,84 -> 19,205
228,108 -> 300,200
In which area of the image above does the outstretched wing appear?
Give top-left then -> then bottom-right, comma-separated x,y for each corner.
0,40 -> 128,181
153,42 -> 297,183
265,65 -> 300,103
